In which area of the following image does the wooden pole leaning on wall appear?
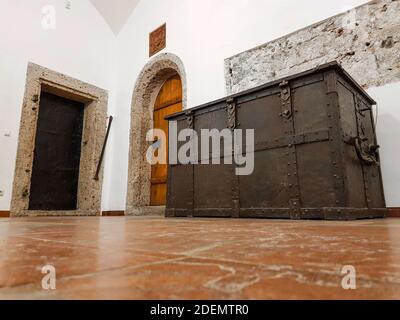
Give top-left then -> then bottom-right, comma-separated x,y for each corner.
94,116 -> 113,181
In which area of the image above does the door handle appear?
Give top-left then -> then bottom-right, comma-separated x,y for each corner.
352,136 -> 380,166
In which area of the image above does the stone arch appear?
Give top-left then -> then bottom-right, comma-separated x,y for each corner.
126,53 -> 187,215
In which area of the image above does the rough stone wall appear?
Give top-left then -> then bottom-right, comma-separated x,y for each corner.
126,53 -> 187,215
225,0 -> 400,94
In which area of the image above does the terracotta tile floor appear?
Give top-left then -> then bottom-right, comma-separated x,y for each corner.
0,216 -> 400,300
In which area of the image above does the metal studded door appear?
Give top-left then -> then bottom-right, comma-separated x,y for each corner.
237,88 -> 292,218
290,76 -> 337,216
194,102 -> 234,217
354,96 -> 386,209
337,78 -> 386,211
238,75 -> 334,219
166,114 -> 194,217
29,92 -> 85,210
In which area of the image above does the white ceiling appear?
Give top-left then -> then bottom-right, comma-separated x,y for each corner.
90,0 -> 140,35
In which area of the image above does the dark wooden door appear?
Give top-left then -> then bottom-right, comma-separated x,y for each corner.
151,75 -> 182,206
29,92 -> 85,210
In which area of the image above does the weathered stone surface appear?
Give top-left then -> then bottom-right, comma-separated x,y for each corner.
11,63 -> 108,217
225,0 -> 400,94
126,53 -> 187,215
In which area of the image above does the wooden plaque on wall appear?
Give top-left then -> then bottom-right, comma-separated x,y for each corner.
149,23 -> 166,57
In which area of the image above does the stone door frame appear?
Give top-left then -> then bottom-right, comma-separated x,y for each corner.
11,63 -> 108,217
126,53 -> 187,216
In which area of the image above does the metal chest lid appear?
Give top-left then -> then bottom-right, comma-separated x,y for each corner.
166,61 -> 376,121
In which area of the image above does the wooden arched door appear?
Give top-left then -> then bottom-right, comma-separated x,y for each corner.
150,75 -> 183,206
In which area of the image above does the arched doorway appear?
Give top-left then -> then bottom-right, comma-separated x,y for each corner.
150,75 -> 183,206
126,53 -> 187,215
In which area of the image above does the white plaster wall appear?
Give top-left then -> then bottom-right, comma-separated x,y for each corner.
368,84 -> 400,207
0,0 -> 117,210
109,0 -> 369,210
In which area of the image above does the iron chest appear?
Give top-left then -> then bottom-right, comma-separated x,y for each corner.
165,62 -> 387,220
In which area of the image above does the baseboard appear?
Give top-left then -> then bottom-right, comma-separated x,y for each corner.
2,209 -> 398,218
388,208 -> 400,218
126,206 -> 165,216
102,211 -> 125,217
0,211 -> 10,218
